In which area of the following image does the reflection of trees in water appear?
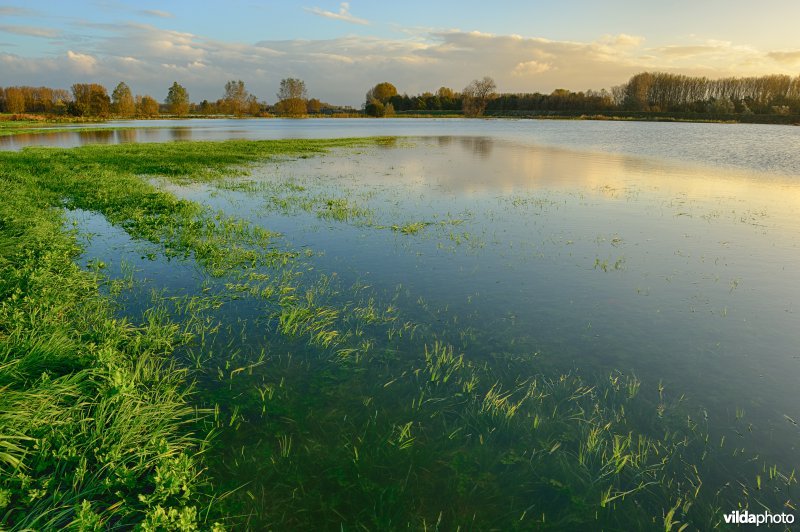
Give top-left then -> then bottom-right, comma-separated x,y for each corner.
142,128 -> 162,141
0,133 -> 49,149
115,129 -> 137,144
459,136 -> 494,158
77,130 -> 114,144
436,136 -> 453,147
169,128 -> 192,141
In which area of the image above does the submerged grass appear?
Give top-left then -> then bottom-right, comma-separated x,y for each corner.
0,138 -> 384,529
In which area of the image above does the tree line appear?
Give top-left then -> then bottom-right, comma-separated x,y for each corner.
617,72 -> 800,114
3,71 -> 799,119
0,78 -> 351,117
364,72 -> 800,118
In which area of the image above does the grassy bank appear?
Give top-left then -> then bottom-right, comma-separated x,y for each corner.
0,169 -> 211,529
1,139 -> 796,529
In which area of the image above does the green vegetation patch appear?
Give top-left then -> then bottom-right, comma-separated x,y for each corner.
0,175 -> 214,529
0,138 -> 383,529
0,139 -> 382,275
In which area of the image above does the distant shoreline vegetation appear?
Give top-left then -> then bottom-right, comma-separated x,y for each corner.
2,71 -> 799,125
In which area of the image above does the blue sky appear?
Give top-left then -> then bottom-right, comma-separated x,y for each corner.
2,1 -> 799,106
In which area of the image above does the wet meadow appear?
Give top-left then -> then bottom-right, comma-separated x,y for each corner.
1,123 -> 798,529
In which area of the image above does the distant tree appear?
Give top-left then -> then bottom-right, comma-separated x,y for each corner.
90,89 -> 111,117
707,97 -> 735,114
275,78 -> 307,116
623,72 -> 654,111
436,86 -> 458,109
111,82 -> 135,117
307,98 -> 322,114
273,98 -> 307,116
364,99 -> 385,117
437,86 -> 455,100
462,76 -> 497,116
71,83 -> 110,117
223,80 -> 249,116
277,78 -> 307,101
165,81 -> 189,116
246,95 -> 262,115
198,99 -> 215,114
366,82 -> 397,104
137,95 -> 160,117
364,82 -> 398,116
4,87 -> 25,113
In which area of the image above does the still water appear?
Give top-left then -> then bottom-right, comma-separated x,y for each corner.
41,120 -> 800,527
4,117 -> 800,175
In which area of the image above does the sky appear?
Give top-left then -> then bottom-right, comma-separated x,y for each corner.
2,0 -> 800,106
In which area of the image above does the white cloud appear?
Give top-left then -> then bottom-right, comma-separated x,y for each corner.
66,50 -> 97,74
304,2 -> 369,26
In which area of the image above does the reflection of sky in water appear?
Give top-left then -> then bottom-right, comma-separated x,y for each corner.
69,133 -> 800,467
215,139 -> 800,458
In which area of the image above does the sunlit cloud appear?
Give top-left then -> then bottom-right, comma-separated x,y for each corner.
66,50 -> 97,74
651,40 -> 759,61
656,44 -> 726,57
767,50 -> 800,65
512,60 -> 552,76
304,2 -> 369,26
2,24 -> 798,106
0,24 -> 61,38
599,33 -> 644,48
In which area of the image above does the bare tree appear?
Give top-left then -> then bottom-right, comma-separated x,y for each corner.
277,78 -> 307,101
462,76 -> 497,117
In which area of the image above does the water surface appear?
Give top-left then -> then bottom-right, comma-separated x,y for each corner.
49,123 -> 800,526
5,117 -> 800,176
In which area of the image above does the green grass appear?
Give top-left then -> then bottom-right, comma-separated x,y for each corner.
0,115 -> 109,137
0,138 -> 385,529
0,174 -> 217,529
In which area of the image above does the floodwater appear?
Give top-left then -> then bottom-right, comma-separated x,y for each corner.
41,120 -> 800,527
4,117 -> 800,175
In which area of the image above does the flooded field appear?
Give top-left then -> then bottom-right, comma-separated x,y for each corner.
3,123 -> 799,529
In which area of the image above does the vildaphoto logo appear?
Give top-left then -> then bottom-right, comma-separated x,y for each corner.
723,510 -> 795,526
